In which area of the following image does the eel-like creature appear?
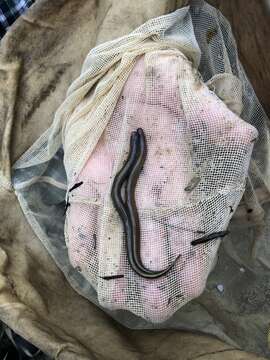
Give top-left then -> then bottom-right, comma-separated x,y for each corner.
111,128 -> 179,278
124,128 -> 180,278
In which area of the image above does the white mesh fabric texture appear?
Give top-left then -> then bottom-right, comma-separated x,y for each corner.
13,7 -> 200,180
64,51 -> 257,322
190,0 -> 270,225
12,2 -> 269,325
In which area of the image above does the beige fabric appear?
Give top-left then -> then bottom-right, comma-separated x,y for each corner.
0,0 -> 267,358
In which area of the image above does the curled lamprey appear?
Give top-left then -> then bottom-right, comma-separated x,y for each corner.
111,128 -> 179,279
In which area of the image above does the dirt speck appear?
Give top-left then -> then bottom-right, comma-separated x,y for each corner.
207,28 -> 218,44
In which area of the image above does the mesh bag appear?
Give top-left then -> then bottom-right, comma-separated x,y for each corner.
63,52 -> 257,322
12,1 -> 269,324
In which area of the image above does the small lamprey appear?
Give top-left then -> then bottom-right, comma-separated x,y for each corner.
111,128 -> 179,279
191,231 -> 229,246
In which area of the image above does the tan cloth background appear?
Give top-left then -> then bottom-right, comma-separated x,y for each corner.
0,0 -> 268,358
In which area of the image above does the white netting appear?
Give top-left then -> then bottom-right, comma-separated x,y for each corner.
12,1 -> 270,323
63,51 -> 257,322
